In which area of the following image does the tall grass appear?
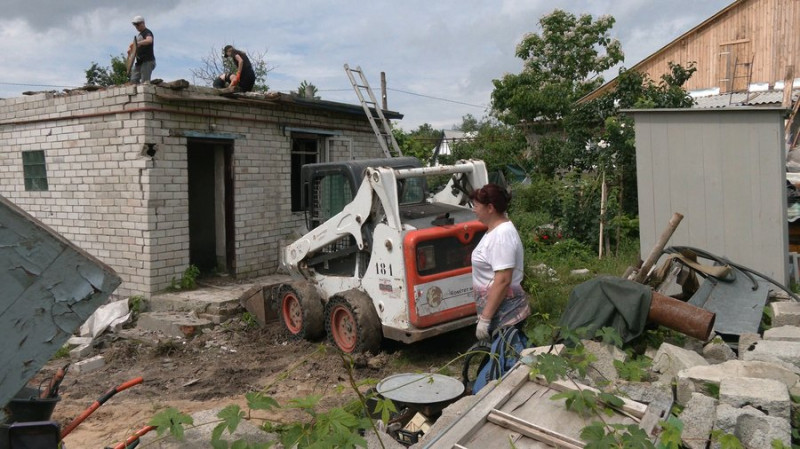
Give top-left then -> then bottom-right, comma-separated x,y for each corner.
522,239 -> 640,325
508,178 -> 641,327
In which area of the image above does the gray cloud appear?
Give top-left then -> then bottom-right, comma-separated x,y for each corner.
0,0 -> 732,129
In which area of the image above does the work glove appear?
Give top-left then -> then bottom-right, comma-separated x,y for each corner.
476,316 -> 491,341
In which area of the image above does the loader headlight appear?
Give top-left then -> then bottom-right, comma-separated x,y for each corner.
416,245 -> 436,272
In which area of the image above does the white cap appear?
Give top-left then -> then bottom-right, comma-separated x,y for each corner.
132,15 -> 145,24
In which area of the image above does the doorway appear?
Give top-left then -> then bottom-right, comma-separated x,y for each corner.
187,139 -> 235,275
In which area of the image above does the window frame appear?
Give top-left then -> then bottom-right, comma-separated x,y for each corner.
22,150 -> 48,191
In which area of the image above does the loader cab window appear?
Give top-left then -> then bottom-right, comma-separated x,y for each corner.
399,177 -> 425,204
312,173 -> 353,229
291,136 -> 320,212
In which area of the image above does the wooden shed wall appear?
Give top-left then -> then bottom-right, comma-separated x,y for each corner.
631,108 -> 788,284
631,0 -> 800,92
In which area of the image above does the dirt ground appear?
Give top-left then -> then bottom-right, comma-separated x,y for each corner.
30,312 -> 477,448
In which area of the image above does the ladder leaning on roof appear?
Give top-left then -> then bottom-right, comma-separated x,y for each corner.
344,64 -> 403,158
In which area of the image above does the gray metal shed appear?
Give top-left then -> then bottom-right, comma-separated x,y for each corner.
628,107 -> 789,284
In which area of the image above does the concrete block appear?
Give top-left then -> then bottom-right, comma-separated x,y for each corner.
719,377 -> 791,419
763,325 -> 800,342
712,404 -> 791,449
73,355 -> 105,374
703,339 -> 736,364
682,360 -> 800,389
679,393 -> 717,449
617,381 -> 673,411
66,336 -> 93,346
653,343 -> 708,378
737,333 -> 761,359
741,340 -> 800,369
69,344 -> 92,360
770,301 -> 800,327
582,340 -> 627,385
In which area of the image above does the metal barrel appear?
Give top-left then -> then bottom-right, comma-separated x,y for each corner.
648,291 -> 716,341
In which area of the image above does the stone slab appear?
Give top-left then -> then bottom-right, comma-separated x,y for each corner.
137,311 -> 213,338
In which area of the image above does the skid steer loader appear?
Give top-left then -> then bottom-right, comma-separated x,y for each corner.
279,156 -> 489,353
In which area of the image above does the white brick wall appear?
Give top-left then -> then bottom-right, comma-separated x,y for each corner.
0,85 -> 388,298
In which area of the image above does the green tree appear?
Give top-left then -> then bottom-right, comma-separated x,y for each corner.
295,80 -> 320,99
449,115 -> 527,176
190,45 -> 272,92
85,54 -> 129,87
491,10 -> 623,129
570,62 -> 697,215
393,123 -> 441,164
486,8 -> 696,250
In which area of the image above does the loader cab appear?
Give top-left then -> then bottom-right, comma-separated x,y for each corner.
299,157 -> 425,231
298,157 -> 425,277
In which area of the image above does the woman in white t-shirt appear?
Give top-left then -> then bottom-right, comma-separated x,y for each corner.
470,183 -> 531,341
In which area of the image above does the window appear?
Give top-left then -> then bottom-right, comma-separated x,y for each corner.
291,136 -> 319,211
22,150 -> 48,191
312,173 -> 352,228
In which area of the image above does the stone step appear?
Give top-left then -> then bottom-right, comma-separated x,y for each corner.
136,311 -> 214,338
147,274 -> 292,323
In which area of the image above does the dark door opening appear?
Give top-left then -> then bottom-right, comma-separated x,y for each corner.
188,139 -> 235,275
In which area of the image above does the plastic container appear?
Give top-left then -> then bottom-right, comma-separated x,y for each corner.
4,387 -> 60,423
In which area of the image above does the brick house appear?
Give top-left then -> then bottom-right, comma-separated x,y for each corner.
0,84 -> 400,298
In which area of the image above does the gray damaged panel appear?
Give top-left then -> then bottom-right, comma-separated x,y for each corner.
0,194 -> 121,409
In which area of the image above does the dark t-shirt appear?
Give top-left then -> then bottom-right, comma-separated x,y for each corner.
135,28 -> 155,63
229,50 -> 256,91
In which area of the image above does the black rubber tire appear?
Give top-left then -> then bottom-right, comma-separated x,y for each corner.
324,289 -> 382,354
278,282 -> 324,340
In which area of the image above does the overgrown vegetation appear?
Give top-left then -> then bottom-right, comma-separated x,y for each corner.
85,54 -> 129,87
169,264 -> 201,291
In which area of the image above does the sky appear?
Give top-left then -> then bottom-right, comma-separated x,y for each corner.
1,0 -> 733,131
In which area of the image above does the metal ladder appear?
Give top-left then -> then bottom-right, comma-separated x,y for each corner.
344,64 -> 402,158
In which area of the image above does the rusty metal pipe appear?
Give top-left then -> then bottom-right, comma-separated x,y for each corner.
648,291 -> 715,341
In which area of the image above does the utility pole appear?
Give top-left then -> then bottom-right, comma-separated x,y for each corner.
381,72 -> 388,111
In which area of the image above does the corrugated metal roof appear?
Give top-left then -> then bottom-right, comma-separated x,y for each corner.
691,88 -> 798,109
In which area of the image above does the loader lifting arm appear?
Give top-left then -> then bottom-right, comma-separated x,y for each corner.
283,177 -> 376,272
281,159 -> 489,275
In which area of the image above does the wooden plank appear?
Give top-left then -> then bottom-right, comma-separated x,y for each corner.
423,363 -> 530,449
719,38 -> 751,46
126,38 -> 136,76
487,409 -> 584,449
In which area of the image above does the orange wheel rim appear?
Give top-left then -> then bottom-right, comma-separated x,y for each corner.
282,292 -> 303,334
331,306 -> 357,352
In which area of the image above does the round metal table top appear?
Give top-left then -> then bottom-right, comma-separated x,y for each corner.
376,373 -> 464,405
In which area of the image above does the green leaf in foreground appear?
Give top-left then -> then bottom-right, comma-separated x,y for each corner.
148,407 -> 194,440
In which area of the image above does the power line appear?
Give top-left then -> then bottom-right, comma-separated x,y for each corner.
387,88 -> 488,109
318,86 -> 488,109
0,81 -> 81,89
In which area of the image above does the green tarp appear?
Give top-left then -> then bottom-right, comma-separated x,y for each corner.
558,276 -> 652,344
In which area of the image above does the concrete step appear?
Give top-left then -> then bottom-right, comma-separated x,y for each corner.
136,311 -> 214,338
132,274 -> 294,339
147,274 -> 292,323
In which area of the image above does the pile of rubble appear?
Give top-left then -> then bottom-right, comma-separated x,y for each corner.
571,296 -> 799,448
